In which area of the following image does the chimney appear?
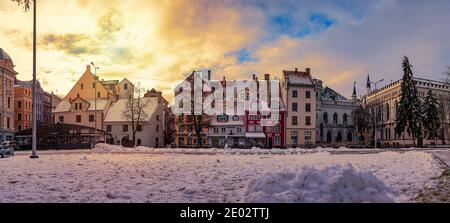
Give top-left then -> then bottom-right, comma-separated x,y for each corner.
252,74 -> 256,80
264,74 -> 270,80
306,68 -> 311,75
295,68 -> 298,72
208,70 -> 211,80
86,64 -> 91,73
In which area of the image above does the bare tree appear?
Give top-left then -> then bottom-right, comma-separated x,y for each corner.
123,83 -> 149,147
354,104 -> 373,145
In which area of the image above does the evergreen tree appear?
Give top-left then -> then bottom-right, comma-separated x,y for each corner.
423,89 -> 441,147
395,56 -> 423,147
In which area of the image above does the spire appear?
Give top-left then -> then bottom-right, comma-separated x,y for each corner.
352,82 -> 357,97
366,72 -> 372,95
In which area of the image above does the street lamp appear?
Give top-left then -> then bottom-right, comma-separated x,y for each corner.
30,0 -> 38,159
370,78 -> 384,149
90,62 -> 99,147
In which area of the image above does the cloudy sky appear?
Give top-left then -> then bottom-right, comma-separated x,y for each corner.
1,0 -> 449,102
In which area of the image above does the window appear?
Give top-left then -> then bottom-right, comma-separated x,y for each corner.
306,91 -> 311,99
7,118 -> 10,129
123,125 -> 128,132
59,116 -> 64,123
81,83 -> 84,89
221,128 -> 226,133
97,92 -> 101,98
18,125 -> 22,131
292,103 -> 298,112
156,125 -> 159,132
292,116 -> 298,125
76,115 -> 82,123
18,101 -> 22,109
124,83 -> 128,90
137,125 -> 143,132
214,128 -> 219,133
77,93 -> 80,98
237,128 -> 242,133
79,103 -> 83,110
8,97 -> 10,108
291,131 -> 298,145
89,115 -> 95,122
305,103 -> 311,112
93,82 -> 96,88
75,103 -> 78,110
274,125 -> 281,133
292,90 -> 298,98
305,131 -> 312,144
275,136 -> 281,146
323,112 -> 328,124
18,113 -> 22,121
305,116 -> 311,126
156,115 -> 160,121
333,113 -> 338,124
343,113 -> 348,125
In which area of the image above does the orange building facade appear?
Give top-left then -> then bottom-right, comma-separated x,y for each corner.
14,85 -> 33,132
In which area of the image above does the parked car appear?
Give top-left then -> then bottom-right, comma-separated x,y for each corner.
0,141 -> 15,158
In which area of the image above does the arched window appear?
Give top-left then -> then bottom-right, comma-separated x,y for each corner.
336,132 -> 343,142
323,112 -> 328,124
386,103 -> 390,120
343,113 -> 348,125
394,100 -> 399,120
333,113 -> 338,124
326,131 -> 332,143
347,132 -> 353,142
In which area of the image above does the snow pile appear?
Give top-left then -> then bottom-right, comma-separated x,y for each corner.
243,164 -> 394,203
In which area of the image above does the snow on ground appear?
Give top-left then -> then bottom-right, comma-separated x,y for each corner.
244,164 -> 394,203
0,145 -> 442,203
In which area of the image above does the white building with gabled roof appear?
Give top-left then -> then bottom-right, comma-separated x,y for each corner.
103,96 -> 166,147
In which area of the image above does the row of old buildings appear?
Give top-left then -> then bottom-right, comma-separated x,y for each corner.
52,65 -> 171,148
2,46 -> 449,148
173,68 -> 450,148
1,48 -> 61,142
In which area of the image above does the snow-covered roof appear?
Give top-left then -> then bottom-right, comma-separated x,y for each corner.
53,100 -> 71,113
245,132 -> 266,138
104,97 -> 159,122
284,70 -> 314,85
86,99 -> 110,111
53,98 -> 110,113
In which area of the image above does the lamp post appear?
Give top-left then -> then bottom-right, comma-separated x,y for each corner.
30,0 -> 38,159
90,62 -> 99,147
370,78 -> 384,149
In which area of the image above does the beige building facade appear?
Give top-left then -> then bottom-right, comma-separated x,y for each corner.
364,76 -> 450,147
0,48 -> 17,141
53,65 -> 134,141
282,68 -> 317,147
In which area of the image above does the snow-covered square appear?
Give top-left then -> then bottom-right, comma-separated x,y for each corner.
0,145 -> 446,203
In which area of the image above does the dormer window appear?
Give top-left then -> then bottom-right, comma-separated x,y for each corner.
98,92 -> 101,98
81,83 -> 84,89
124,83 -> 128,90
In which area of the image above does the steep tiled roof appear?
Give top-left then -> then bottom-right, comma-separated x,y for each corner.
321,87 -> 351,103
